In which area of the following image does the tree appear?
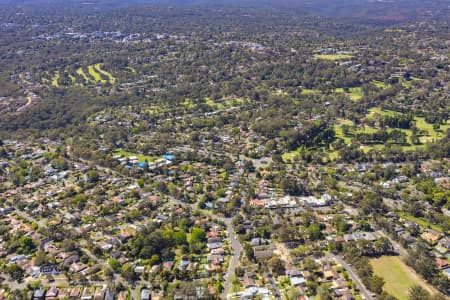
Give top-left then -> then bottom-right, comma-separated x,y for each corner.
87,170 -> 100,182
244,244 -> 255,261
433,123 -> 440,131
269,257 -> 286,276
408,285 -> 430,300
120,263 -> 135,282
61,239 -> 77,252
286,286 -> 300,300
368,275 -> 385,294
333,216 -> 350,233
6,264 -> 24,281
406,244 -> 438,280
103,266 -> 114,280
276,224 -> 298,242
173,231 -> 187,246
291,245 -> 309,258
303,257 -> 319,271
411,127 -> 420,145
34,251 -> 48,266
280,177 -> 305,196
108,258 -> 121,271
358,220 -> 372,231
28,280 -> 41,290
190,227 -> 206,243
307,223 -> 323,241
317,284 -> 332,300
18,236 -> 35,254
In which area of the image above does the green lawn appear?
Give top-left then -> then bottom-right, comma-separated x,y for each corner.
183,97 -> 245,111
391,76 -> 421,89
75,64 -> 116,85
112,149 -> 158,163
136,286 -> 142,300
314,54 -> 353,61
301,88 -> 321,95
348,87 -> 363,100
126,66 -> 137,73
88,65 -> 107,83
327,150 -> 340,160
282,151 -> 298,163
46,64 -> 118,87
368,107 -> 397,117
368,107 -> 450,144
76,67 -> 90,82
415,117 -> 450,142
302,86 -> 361,100
273,89 -> 288,96
333,112 -> 417,154
69,74 -> 77,84
283,118 -> 353,161
398,213 -> 443,233
223,97 -> 246,108
43,63 -> 116,87
334,118 -> 353,143
205,97 -> 225,110
359,144 -> 385,153
51,71 -> 60,87
93,63 -> 116,83
370,256 -> 434,300
371,80 -> 391,90
285,106 -> 449,162
182,98 -> 196,109
334,87 -> 363,101
354,125 -> 412,138
397,77 -> 412,88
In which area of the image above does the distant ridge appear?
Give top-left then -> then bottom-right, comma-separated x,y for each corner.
2,0 -> 449,21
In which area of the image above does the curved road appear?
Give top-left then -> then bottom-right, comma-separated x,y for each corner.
73,153 -> 245,299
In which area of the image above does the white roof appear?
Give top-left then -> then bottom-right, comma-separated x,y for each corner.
290,276 -> 306,286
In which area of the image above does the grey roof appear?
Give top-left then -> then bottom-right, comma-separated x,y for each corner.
141,289 -> 151,300
104,290 -> 115,300
250,237 -> 267,246
207,242 -> 222,250
34,289 -> 45,298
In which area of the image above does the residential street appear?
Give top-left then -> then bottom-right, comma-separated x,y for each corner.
221,218 -> 242,299
267,273 -> 282,300
328,253 -> 373,300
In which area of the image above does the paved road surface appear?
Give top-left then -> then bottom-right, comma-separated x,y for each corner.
266,273 -> 282,300
74,152 -> 246,299
169,196 -> 243,299
221,218 -> 242,299
80,244 -> 128,286
328,253 -> 373,300
14,209 -> 46,228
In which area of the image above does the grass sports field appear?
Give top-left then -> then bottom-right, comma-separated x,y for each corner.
370,256 -> 435,300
